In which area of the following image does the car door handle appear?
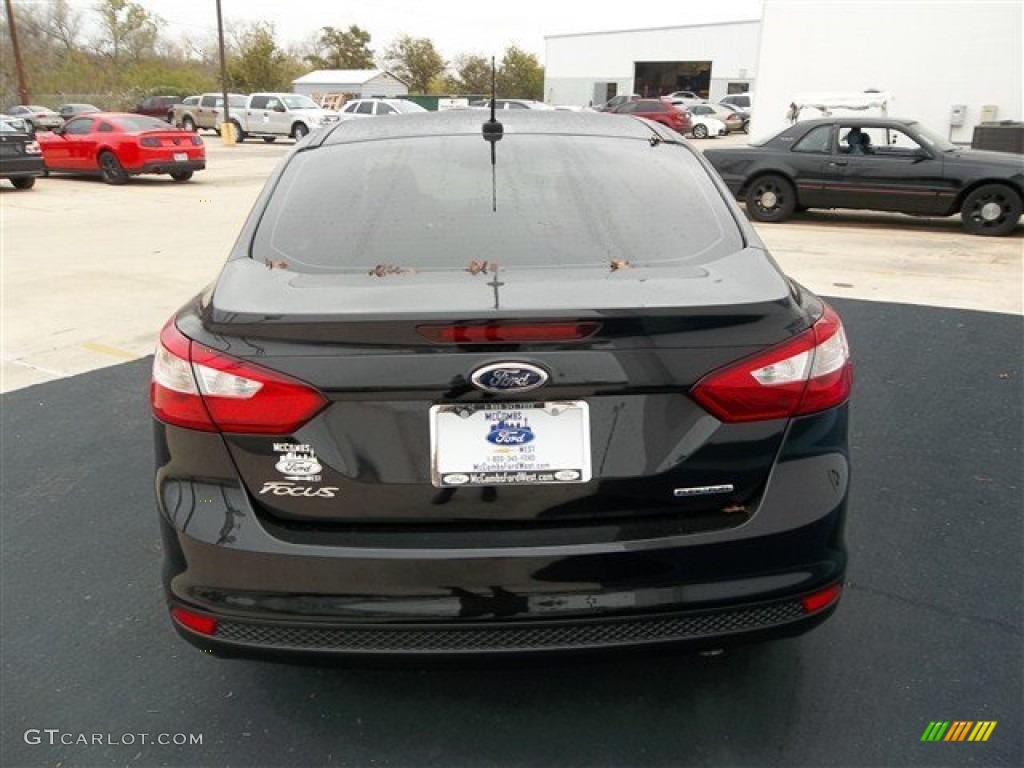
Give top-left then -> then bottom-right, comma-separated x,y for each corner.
829,160 -> 849,167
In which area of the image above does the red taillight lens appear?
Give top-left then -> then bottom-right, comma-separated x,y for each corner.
140,137 -> 160,147
151,320 -> 327,434
690,304 -> 852,422
171,607 -> 217,635
190,135 -> 203,146
417,322 -> 599,344
800,583 -> 842,613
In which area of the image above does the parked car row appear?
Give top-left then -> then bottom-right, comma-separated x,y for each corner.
172,92 -> 342,142
0,112 -> 205,188
592,93 -> 752,138
3,103 -> 103,132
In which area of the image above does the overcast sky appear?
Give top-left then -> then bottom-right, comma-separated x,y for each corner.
62,0 -> 765,61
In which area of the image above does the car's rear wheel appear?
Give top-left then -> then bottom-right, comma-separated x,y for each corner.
960,184 -> 1022,236
10,177 -> 36,189
182,117 -> 196,132
169,170 -> 193,182
263,136 -> 276,143
692,123 -> 709,139
231,121 -> 246,143
292,123 -> 309,141
745,174 -> 797,223
98,151 -> 129,185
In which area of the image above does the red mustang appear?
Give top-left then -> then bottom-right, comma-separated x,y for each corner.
36,112 -> 205,185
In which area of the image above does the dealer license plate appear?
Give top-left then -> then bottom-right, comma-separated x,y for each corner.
173,152 -> 188,162
430,401 -> 591,487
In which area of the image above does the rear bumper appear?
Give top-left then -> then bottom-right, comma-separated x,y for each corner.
1,157 -> 45,177
169,588 -> 841,661
133,159 -> 205,176
155,405 -> 850,659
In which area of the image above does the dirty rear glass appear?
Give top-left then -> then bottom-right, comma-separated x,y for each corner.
251,134 -> 742,273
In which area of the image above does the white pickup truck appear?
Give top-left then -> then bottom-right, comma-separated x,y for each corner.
229,93 -> 340,142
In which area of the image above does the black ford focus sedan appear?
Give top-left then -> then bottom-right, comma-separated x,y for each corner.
152,110 -> 852,660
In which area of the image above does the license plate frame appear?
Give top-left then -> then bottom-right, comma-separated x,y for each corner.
173,152 -> 188,162
429,401 -> 591,488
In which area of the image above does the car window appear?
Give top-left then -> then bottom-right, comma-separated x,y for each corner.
114,115 -> 170,132
200,95 -> 218,107
875,127 -> 926,155
356,102 -> 374,115
253,134 -> 742,273
506,102 -> 529,109
228,95 -> 247,108
792,125 -> 833,153
378,104 -> 397,115
64,118 -> 93,135
645,102 -> 668,113
98,122 -> 115,133
282,95 -> 319,109
343,102 -> 359,113
616,102 -> 639,114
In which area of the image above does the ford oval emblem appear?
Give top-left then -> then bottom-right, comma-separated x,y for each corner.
470,362 -> 548,393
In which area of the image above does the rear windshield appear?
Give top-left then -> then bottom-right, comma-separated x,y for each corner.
114,115 -> 173,132
252,133 -> 742,273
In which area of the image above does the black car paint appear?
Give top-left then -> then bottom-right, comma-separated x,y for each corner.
705,117 -> 1024,232
154,111 -> 849,659
0,124 -> 44,185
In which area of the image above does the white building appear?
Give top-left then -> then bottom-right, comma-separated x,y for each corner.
543,1 -> 1023,144
544,20 -> 761,108
291,70 -> 409,101
753,1 -> 1023,143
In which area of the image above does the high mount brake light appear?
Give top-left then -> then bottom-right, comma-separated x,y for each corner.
417,322 -> 600,344
150,320 -> 327,434
690,304 -> 852,423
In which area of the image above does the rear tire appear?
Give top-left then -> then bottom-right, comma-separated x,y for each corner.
292,123 -> 309,141
169,170 -> 193,182
98,151 -> 129,185
692,123 -> 709,139
960,184 -> 1022,236
262,136 -> 277,143
232,121 -> 246,142
745,174 -> 797,223
10,176 -> 36,189
182,117 -> 196,132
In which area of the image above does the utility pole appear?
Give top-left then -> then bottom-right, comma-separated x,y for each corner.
4,0 -> 30,104
215,0 -> 233,143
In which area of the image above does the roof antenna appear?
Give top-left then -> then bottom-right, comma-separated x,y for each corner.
481,56 -> 503,212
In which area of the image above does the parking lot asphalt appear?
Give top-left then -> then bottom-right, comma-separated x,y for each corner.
2,297 -> 1021,768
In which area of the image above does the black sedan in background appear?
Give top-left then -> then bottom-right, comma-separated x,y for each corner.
152,111 -> 852,661
0,119 -> 44,189
705,117 -> 1024,236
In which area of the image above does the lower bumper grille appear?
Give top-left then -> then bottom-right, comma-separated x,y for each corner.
213,601 -> 806,653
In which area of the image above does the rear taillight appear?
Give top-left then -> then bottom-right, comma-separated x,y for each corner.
140,137 -> 160,147
151,320 -> 327,434
800,583 -> 842,613
690,304 -> 852,422
189,135 -> 203,146
417,322 -> 599,344
171,607 -> 217,635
